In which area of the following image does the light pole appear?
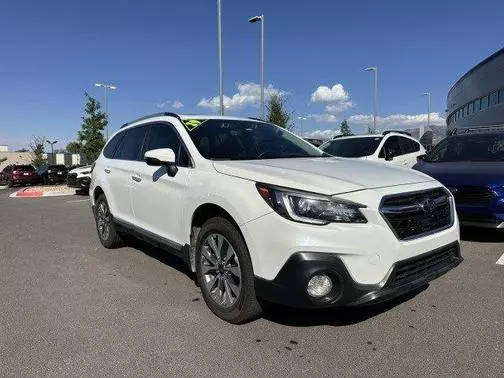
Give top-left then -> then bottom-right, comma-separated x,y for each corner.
95,83 -> 117,139
298,116 -> 307,137
420,92 -> 431,138
248,14 -> 265,119
364,66 -> 378,134
217,0 -> 224,115
46,140 -> 57,162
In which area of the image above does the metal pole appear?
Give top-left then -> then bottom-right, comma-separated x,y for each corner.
261,15 -> 264,119
104,86 -> 109,139
427,93 -> 431,126
217,0 -> 224,115
373,67 -> 378,133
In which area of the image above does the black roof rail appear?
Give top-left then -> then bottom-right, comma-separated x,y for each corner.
247,117 -> 265,122
382,130 -> 412,136
120,112 -> 181,129
461,124 -> 504,134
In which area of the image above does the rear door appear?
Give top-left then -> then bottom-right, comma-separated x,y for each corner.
106,126 -> 148,223
130,122 -> 192,244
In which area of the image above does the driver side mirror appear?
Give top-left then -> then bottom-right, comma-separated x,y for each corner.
385,150 -> 395,161
144,148 -> 178,176
416,154 -> 427,162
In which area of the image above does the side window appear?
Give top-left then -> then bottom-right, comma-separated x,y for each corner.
400,137 -> 420,154
143,123 -> 190,167
103,132 -> 125,159
115,126 -> 148,161
379,136 -> 403,158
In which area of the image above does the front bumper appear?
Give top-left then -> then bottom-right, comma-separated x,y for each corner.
255,242 -> 462,308
457,206 -> 504,229
67,176 -> 90,188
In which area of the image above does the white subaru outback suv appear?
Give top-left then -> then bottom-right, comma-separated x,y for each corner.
90,113 -> 461,323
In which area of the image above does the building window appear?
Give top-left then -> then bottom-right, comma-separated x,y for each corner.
468,101 -> 474,114
489,91 -> 498,107
474,98 -> 481,111
481,96 -> 489,110
499,89 -> 504,104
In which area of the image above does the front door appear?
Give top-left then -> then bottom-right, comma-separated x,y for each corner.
130,123 -> 192,245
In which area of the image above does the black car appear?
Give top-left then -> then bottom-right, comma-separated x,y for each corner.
36,164 -> 68,185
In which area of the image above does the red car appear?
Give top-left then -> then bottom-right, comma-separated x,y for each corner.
0,164 -> 39,187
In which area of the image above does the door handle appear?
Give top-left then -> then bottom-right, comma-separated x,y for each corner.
104,168 -> 111,174
131,175 -> 142,183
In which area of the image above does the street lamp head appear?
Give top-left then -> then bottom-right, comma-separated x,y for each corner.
95,83 -> 103,88
364,66 -> 377,72
422,92 -> 430,96
108,85 -> 117,90
248,15 -> 262,23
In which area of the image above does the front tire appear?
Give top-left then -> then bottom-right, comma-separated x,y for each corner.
195,217 -> 262,324
94,194 -> 124,249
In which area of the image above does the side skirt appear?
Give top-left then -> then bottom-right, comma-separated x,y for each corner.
114,217 -> 190,265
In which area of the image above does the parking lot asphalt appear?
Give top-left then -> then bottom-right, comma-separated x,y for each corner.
1,190 -> 503,376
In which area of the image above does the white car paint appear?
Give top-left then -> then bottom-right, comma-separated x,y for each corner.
69,165 -> 92,180
320,133 -> 426,168
90,114 -> 459,297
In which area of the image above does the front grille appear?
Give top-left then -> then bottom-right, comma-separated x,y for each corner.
451,186 -> 495,205
380,188 -> 453,240
67,173 -> 77,185
389,244 -> 459,287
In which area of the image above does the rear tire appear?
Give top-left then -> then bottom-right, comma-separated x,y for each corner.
7,180 -> 13,188
94,194 -> 124,249
195,217 -> 262,324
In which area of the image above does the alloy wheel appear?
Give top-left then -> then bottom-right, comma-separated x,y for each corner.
96,201 -> 111,241
200,233 -> 242,308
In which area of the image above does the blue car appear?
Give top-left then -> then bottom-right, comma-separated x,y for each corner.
413,131 -> 504,229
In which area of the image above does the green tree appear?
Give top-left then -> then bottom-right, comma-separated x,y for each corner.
78,93 -> 106,163
266,94 -> 293,130
66,141 -> 82,154
29,136 -> 46,167
339,119 -> 352,136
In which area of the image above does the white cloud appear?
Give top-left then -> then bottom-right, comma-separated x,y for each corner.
156,100 -> 184,109
310,84 -> 353,114
348,112 -> 446,129
172,100 -> 184,109
302,129 -> 341,139
307,113 -> 340,123
198,82 -> 287,110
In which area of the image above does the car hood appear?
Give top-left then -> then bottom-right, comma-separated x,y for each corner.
414,161 -> 504,187
213,157 -> 434,195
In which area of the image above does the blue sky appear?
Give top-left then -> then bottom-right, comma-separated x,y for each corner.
0,0 -> 503,150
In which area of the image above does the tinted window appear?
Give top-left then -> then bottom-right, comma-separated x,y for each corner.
187,119 -> 325,160
499,89 -> 504,104
14,165 -> 35,172
426,134 -> 504,162
103,132 -> 125,159
400,137 -> 420,154
474,98 -> 480,111
481,96 -> 489,109
143,123 -> 190,166
49,165 -> 67,170
115,126 -> 148,161
320,137 -> 383,158
490,91 -> 498,107
380,136 -> 403,158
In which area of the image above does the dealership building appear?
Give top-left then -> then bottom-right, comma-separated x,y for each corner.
447,48 -> 504,134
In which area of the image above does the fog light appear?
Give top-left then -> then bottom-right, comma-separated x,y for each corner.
307,274 -> 333,298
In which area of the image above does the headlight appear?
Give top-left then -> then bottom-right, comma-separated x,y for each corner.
256,183 -> 367,225
47,170 -> 52,173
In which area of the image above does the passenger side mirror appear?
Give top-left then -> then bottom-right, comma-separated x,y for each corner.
144,148 -> 178,176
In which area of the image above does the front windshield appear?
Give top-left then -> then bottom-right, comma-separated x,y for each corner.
320,137 -> 383,158
426,133 -> 504,162
185,119 -> 326,160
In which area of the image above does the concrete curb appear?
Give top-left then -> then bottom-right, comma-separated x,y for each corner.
10,187 -> 77,198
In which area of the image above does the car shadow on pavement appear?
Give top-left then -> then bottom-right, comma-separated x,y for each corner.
460,227 -> 504,243
123,236 -> 195,282
260,285 -> 427,327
